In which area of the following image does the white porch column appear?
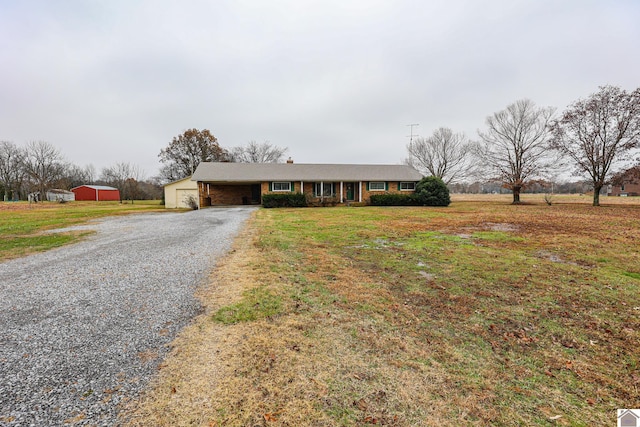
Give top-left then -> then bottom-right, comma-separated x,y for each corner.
340,182 -> 343,202
359,181 -> 363,202
320,181 -> 324,201
301,181 -> 304,194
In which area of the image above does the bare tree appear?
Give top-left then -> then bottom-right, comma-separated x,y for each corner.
0,141 -> 25,201
101,162 -> 144,202
229,140 -> 288,163
22,141 -> 66,201
60,163 -> 96,189
406,128 -> 474,184
550,85 -> 640,206
477,99 -> 556,204
158,129 -> 228,182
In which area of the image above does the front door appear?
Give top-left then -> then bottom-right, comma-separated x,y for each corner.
345,182 -> 355,201
251,184 -> 261,204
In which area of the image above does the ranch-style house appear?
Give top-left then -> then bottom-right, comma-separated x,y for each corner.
190,160 -> 423,207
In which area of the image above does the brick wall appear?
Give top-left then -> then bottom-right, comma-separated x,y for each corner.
261,180 -> 415,204
200,184 -> 254,206
610,182 -> 640,196
360,181 -> 414,203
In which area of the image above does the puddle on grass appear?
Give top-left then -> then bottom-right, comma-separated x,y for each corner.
418,271 -> 436,281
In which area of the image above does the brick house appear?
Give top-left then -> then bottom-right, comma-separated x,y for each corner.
190,161 -> 423,207
608,166 -> 640,197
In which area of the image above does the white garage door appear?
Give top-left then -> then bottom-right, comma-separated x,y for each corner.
176,189 -> 199,208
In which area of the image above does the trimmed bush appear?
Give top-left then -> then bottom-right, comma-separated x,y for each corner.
370,193 -> 421,206
262,192 -> 307,208
415,176 -> 451,206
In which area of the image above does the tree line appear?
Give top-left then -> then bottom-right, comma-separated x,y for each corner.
405,85 -> 640,206
0,140 -> 161,202
0,134 -> 288,202
157,129 -> 288,182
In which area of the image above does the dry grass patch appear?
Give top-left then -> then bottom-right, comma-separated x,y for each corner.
124,197 -> 640,426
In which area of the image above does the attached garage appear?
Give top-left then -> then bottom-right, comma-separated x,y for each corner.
71,185 -> 120,201
164,176 -> 199,208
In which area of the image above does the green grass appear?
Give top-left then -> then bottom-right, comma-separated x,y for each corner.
213,287 -> 284,324
231,202 -> 640,425
123,197 -> 640,426
0,201 -> 164,260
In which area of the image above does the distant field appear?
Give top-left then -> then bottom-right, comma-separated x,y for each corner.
0,201 -> 164,261
451,192 -> 640,205
127,197 -> 640,426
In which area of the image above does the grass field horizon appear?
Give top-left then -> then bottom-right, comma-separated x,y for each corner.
124,195 -> 640,426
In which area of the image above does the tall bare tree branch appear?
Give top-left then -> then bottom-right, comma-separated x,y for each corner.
549,85 -> 640,206
22,141 -> 66,199
0,141 -> 25,201
229,140 -> 288,163
477,99 -> 555,203
406,128 -> 474,184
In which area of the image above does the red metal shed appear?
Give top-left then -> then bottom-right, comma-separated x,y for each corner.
71,185 -> 120,201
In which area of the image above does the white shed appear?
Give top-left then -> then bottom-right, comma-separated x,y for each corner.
164,176 -> 199,208
46,189 -> 76,202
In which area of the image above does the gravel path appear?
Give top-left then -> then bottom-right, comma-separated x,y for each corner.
0,207 -> 256,426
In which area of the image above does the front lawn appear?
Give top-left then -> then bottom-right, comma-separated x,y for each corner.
127,196 -> 640,426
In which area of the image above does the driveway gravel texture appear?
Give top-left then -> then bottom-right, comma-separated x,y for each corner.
0,207 -> 256,426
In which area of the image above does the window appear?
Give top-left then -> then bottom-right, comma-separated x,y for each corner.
400,182 -> 416,191
272,182 -> 291,192
369,182 -> 386,191
314,182 -> 334,197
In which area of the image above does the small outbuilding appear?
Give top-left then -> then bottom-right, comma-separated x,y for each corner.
71,185 -> 120,201
163,176 -> 199,208
46,189 -> 75,202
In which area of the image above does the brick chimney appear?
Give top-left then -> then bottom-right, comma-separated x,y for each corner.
286,157 -> 294,164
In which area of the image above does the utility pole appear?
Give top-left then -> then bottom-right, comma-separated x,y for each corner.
406,123 -> 419,143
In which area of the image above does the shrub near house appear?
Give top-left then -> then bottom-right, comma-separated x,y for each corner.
262,193 -> 307,208
370,176 -> 450,206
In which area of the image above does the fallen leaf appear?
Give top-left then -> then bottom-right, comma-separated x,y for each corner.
549,415 -> 562,420
264,413 -> 278,422
586,398 -> 595,405
171,386 -> 177,394
354,398 -> 368,411
363,416 -> 378,424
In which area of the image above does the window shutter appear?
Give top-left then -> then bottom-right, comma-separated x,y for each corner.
269,182 -> 272,192
385,182 -> 389,191
397,182 -> 401,191
366,182 -> 370,191
291,182 -> 295,192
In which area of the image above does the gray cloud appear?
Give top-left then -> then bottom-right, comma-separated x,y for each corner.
1,0 -> 639,177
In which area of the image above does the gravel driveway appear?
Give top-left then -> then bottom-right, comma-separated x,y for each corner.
0,207 -> 256,426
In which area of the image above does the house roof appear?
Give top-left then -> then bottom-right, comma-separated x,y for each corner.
192,162 -> 423,183
163,176 -> 194,187
47,189 -> 74,194
71,185 -> 118,191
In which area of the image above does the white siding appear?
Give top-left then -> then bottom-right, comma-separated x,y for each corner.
164,177 -> 198,208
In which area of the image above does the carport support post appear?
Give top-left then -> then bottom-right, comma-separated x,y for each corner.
359,181 -> 362,202
340,182 -> 343,203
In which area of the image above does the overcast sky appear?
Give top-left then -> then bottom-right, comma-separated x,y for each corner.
1,0 -> 639,178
